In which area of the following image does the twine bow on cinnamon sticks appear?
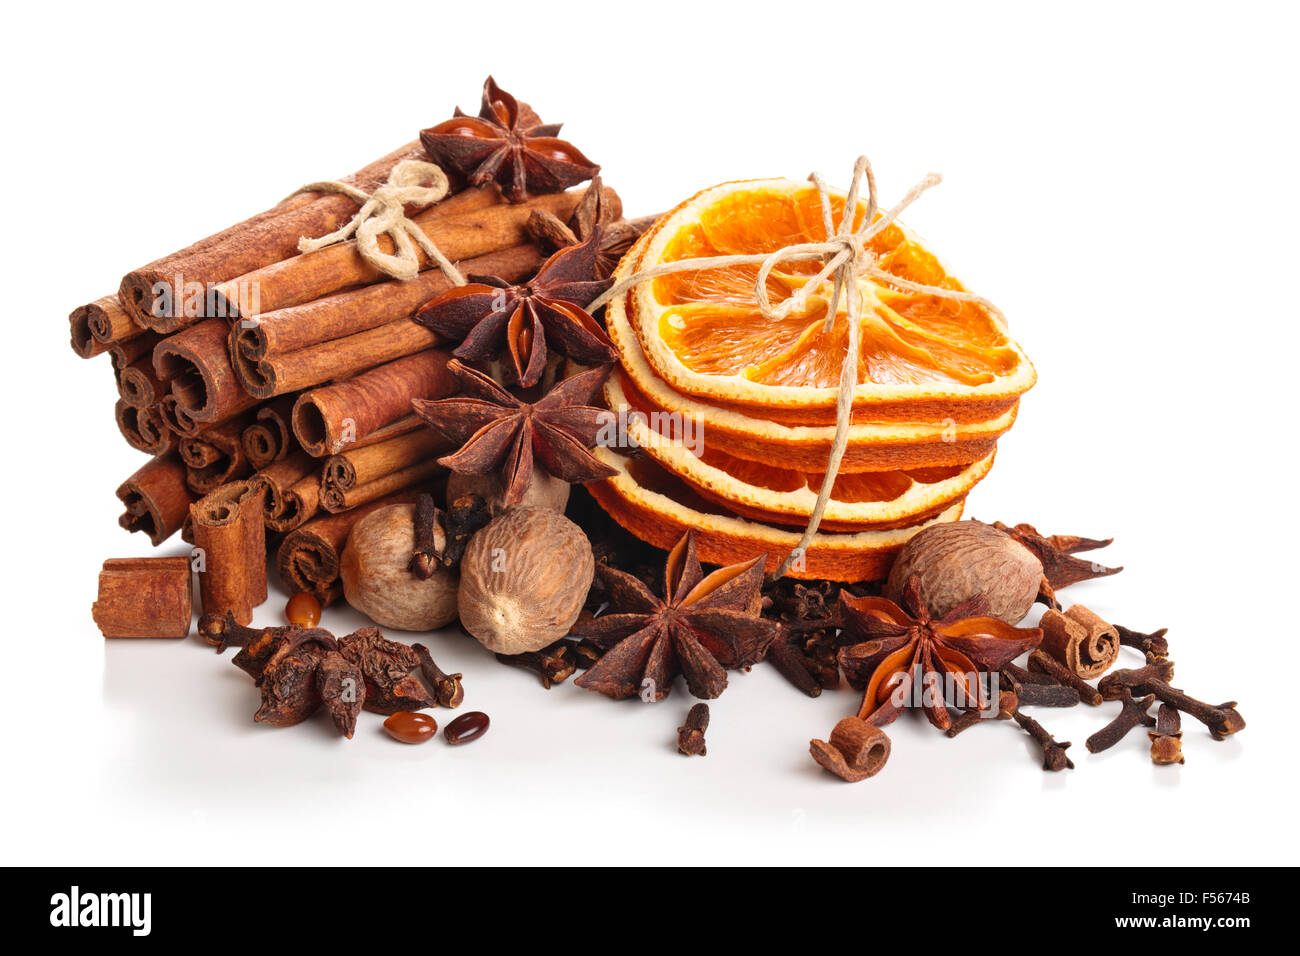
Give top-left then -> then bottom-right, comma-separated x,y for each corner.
589,155 -> 1007,580
291,160 -> 468,285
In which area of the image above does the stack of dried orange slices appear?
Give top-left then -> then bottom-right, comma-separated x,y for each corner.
586,177 -> 1035,581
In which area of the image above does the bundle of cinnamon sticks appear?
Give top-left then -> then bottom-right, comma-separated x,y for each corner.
73,93 -> 633,633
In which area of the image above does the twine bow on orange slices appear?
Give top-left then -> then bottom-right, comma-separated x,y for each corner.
289,159 -> 469,285
588,155 -> 1007,580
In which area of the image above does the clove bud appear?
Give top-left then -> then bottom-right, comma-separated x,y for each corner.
1011,709 -> 1074,771
677,703 -> 710,756
412,643 -> 465,708
1086,688 -> 1156,753
1148,703 -> 1185,765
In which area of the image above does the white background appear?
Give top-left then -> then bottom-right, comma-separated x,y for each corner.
2,1 -> 1296,866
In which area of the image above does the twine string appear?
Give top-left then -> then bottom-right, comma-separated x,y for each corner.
587,155 -> 1004,580
290,160 -> 467,285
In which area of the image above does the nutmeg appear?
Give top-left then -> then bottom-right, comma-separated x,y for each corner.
446,465 -> 570,516
885,520 -> 1042,625
458,506 -> 593,655
340,504 -> 458,631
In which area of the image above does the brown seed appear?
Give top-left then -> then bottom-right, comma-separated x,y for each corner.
444,711 -> 490,745
286,591 -> 322,628
383,711 -> 437,744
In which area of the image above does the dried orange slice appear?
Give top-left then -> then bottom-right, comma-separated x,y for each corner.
585,446 -> 964,581
623,179 -> 1035,413
603,371 -> 994,531
606,279 -> 1018,473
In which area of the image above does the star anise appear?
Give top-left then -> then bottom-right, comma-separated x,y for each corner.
992,521 -> 1122,608
420,76 -> 599,203
837,578 -> 1043,731
336,627 -> 436,715
411,359 -> 617,508
525,174 -> 653,279
572,531 -> 778,701
414,230 -> 615,387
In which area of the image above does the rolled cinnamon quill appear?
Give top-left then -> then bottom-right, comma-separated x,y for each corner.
179,415 -> 255,495
157,394 -> 204,439
117,453 -> 196,545
115,399 -> 175,456
155,318 -> 260,424
109,331 -> 162,388
228,243 -> 543,398
71,295 -> 143,358
278,489 -> 425,606
320,429 -> 445,513
293,351 -> 455,456
190,480 -> 268,643
119,141 -> 435,330
213,185 -> 613,317
1039,605 -> 1121,679
92,557 -> 192,638
248,451 -> 319,533
241,394 -> 299,469
116,353 -> 168,408
234,317 -> 439,400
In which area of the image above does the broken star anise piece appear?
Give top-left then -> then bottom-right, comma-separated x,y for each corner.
572,530 -> 778,701
837,578 -> 1042,731
411,360 -> 617,509
420,76 -> 599,203
993,521 -> 1122,608
414,230 -> 614,387
337,627 -> 436,716
253,629 -> 365,738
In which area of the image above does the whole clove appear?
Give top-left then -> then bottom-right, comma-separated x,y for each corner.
946,690 -> 1018,737
438,494 -> 491,570
413,643 -> 465,708
1149,703 -> 1185,765
408,493 -> 445,579
1100,666 -> 1243,740
1027,649 -> 1104,706
766,633 -> 823,698
677,703 -> 710,756
1011,709 -> 1074,771
999,663 -> 1080,707
495,641 -> 576,688
1086,688 -> 1156,753
1115,623 -> 1170,660
1097,661 -> 1177,700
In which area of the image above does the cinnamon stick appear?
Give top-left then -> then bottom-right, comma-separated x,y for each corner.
248,451 -> 319,532
157,394 -> 204,438
92,557 -> 192,638
1040,605 -> 1121,679
277,488 -> 425,606
179,415 -> 255,495
154,318 -> 260,424
292,351 -> 455,456
232,316 -> 439,400
228,243 -> 543,398
320,429 -> 445,513
71,295 -> 143,358
241,393 -> 299,469
115,399 -> 175,456
118,141 -> 441,330
109,331 -> 162,389
116,453 -> 196,545
213,185 -> 613,317
191,480 -> 268,642
116,352 -> 169,408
